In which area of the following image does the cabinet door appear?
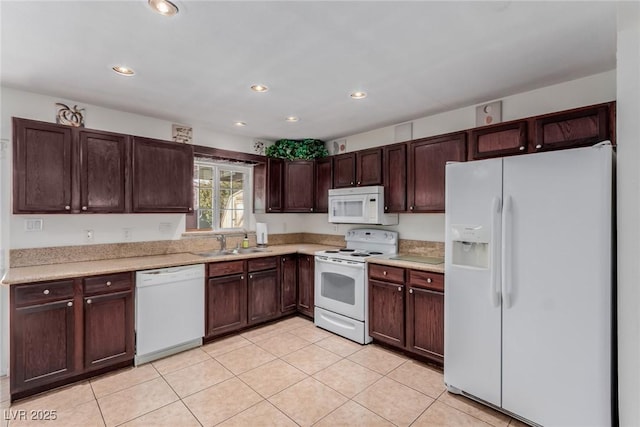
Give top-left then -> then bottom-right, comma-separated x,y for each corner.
284,161 -> 314,212
13,118 -> 73,213
266,158 -> 284,213
131,137 -> 193,213
533,105 -> 609,152
297,255 -> 315,318
356,148 -> 383,186
206,273 -> 247,338
314,158 -> 332,213
368,279 -> 405,348
84,290 -> 134,370
280,255 -> 298,314
407,286 -> 444,361
407,133 -> 466,213
333,153 -> 356,188
468,121 -> 527,160
79,130 -> 129,213
11,297 -> 76,395
247,269 -> 280,325
383,143 -> 407,212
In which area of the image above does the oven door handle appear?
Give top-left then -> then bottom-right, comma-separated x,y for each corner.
315,256 -> 362,267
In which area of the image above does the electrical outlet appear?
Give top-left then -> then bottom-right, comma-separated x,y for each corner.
123,228 -> 132,241
84,229 -> 94,243
332,224 -> 339,233
24,218 -> 43,232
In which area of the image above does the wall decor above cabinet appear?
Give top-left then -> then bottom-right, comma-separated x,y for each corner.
265,138 -> 329,160
12,117 -> 194,214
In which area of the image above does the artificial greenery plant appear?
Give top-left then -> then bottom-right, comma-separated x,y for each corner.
265,139 -> 329,160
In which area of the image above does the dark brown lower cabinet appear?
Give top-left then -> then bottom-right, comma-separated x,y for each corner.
10,274 -> 134,401
368,264 -> 445,364
206,273 -> 247,337
280,255 -> 298,314
84,290 -> 134,370
368,279 -> 405,347
248,269 -> 280,325
297,255 -> 314,318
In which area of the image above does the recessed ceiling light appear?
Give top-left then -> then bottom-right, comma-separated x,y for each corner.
250,84 -> 269,93
285,116 -> 299,122
112,66 -> 135,76
350,91 -> 367,99
234,121 -> 247,127
148,0 -> 179,16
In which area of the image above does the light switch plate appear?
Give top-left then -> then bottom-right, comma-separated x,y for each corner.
24,218 -> 43,232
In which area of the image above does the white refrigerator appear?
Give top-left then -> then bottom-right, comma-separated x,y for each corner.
444,143 -> 613,426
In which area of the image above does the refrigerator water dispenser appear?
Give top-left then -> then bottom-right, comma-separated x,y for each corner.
450,225 -> 489,269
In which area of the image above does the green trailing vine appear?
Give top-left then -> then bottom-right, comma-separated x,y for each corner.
265,139 -> 329,160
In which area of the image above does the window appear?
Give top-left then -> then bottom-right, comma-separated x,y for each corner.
188,159 -> 252,231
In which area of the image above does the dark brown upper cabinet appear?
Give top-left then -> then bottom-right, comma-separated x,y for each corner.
333,149 -> 383,188
266,157 -> 284,213
356,148 -> 383,186
283,160 -> 315,212
332,152 -> 356,188
13,118 -> 74,213
383,143 -> 407,213
314,157 -> 333,213
468,121 -> 528,160
533,104 -> 610,152
407,133 -> 466,213
131,137 -> 194,213
79,130 -> 129,213
13,118 -> 128,214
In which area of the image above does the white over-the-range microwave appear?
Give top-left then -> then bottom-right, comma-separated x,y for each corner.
328,186 -> 399,225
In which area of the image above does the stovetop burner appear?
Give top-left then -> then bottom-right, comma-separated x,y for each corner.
350,253 -> 369,257
324,250 -> 339,253
368,251 -> 383,255
339,249 -> 355,252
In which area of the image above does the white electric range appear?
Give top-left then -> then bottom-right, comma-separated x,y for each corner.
314,228 -> 398,344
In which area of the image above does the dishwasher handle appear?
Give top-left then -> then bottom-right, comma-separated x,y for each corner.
136,265 -> 205,287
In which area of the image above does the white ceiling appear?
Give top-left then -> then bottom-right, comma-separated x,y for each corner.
1,1 -> 617,143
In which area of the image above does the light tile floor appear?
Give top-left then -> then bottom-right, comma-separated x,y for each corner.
0,316 -> 528,426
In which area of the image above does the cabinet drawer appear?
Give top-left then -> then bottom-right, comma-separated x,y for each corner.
208,260 -> 245,277
408,270 -> 444,292
248,256 -> 278,272
84,272 -> 132,296
369,264 -> 405,284
14,280 -> 75,307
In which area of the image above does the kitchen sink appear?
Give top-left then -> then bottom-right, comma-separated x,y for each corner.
191,248 -> 271,257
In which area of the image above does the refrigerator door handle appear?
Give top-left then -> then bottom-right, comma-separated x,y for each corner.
490,196 -> 502,307
501,195 -> 512,308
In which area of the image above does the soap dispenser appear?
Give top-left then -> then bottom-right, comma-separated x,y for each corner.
242,234 -> 249,249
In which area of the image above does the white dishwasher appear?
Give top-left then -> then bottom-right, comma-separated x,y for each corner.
135,264 -> 205,365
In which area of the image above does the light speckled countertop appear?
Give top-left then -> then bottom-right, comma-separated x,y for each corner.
367,254 -> 445,274
1,244 -> 336,285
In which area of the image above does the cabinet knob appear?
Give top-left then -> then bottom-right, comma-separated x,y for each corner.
106,281 -> 112,286
350,181 -> 354,185
385,206 -> 388,211
357,181 -> 361,185
397,286 -> 402,292
67,301 -> 73,307
82,206 -> 87,211
282,258 -> 285,263
268,208 -> 272,211
310,208 -> 313,212
383,271 -> 387,276
409,206 -> 414,211
409,289 -> 413,294
535,144 -> 542,149
249,274 -> 253,279
241,276 -> 244,280
87,299 -> 92,304
43,289 -> 50,295
519,146 -> 525,151
188,207 -> 193,211
65,205 -> 71,210
427,278 -> 432,283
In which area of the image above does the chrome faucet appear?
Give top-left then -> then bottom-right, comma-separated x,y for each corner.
216,234 -> 226,251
